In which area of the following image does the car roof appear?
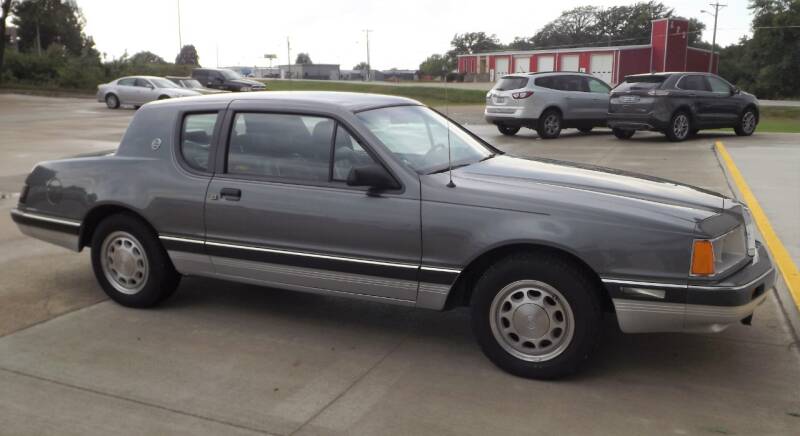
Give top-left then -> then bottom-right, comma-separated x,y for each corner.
119,76 -> 168,81
153,91 -> 423,112
624,72 -> 716,79
500,71 -> 596,79
165,76 -> 192,80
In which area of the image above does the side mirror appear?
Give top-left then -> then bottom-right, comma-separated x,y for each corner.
346,164 -> 399,191
732,87 -> 741,95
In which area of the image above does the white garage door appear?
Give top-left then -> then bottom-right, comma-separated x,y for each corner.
590,53 -> 614,84
494,57 -> 509,80
514,56 -> 531,73
560,54 -> 579,72
537,55 -> 555,72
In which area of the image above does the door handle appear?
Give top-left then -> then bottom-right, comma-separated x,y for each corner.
220,188 -> 241,201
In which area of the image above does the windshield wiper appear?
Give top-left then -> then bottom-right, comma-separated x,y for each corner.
426,162 -> 473,175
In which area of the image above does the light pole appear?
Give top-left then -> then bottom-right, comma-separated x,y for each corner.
177,0 -> 183,52
701,2 -> 726,73
363,29 -> 372,81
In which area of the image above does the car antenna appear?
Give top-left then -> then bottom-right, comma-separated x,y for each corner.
443,66 -> 456,188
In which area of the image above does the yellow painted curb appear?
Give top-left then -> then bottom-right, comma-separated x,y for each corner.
715,140 -> 800,311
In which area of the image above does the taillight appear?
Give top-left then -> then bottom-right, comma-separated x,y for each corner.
647,89 -> 670,96
512,91 -> 534,99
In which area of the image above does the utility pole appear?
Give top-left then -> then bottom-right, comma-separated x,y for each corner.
287,37 -> 291,79
701,2 -> 726,73
363,29 -> 372,81
177,0 -> 183,52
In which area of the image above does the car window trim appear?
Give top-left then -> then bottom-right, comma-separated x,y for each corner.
217,109 -> 404,193
173,110 -> 222,177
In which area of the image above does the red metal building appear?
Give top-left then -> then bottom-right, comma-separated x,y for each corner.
457,18 -> 718,85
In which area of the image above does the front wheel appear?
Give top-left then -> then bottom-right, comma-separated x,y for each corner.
536,110 -> 562,139
471,252 -> 602,379
665,111 -> 691,142
91,214 -> 180,308
734,108 -> 757,136
612,128 -> 635,139
105,94 -> 120,109
497,124 -> 521,136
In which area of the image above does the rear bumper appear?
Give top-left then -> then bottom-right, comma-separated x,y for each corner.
10,209 -> 81,252
485,115 -> 538,128
604,242 -> 775,333
607,112 -> 669,131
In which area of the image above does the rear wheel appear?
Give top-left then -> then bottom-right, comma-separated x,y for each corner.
91,214 -> 180,308
471,252 -> 602,379
665,111 -> 691,142
105,94 -> 120,109
734,108 -> 757,136
497,124 -> 521,136
577,127 -> 593,133
536,110 -> 562,139
612,128 -> 635,139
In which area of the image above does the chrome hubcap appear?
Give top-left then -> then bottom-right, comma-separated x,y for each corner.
742,111 -> 755,133
544,115 -> 560,135
490,280 -> 575,362
101,231 -> 148,295
673,114 -> 689,139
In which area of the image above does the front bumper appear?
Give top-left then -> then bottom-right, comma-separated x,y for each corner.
604,242 -> 775,333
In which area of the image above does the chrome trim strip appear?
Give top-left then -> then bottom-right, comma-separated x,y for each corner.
205,240 -> 420,270
11,209 -> 81,227
159,235 -> 205,244
687,267 -> 775,291
601,278 -> 687,289
420,266 -> 462,274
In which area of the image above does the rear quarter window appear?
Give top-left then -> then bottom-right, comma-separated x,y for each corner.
181,113 -> 218,172
494,77 -> 529,91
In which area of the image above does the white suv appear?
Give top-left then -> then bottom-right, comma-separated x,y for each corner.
485,72 -> 611,139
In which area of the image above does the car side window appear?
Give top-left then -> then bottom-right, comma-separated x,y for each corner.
706,76 -> 731,94
556,75 -> 583,92
678,75 -> 709,92
586,77 -> 611,94
332,125 -> 377,181
227,113 -> 332,182
181,113 -> 217,172
118,78 -> 135,86
534,76 -> 555,89
134,78 -> 152,88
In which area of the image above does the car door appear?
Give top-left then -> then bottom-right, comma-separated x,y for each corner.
134,78 -> 157,104
676,74 -> 715,126
582,76 -> 611,124
115,78 -> 137,104
204,102 -> 422,303
705,75 -> 740,126
558,75 -> 591,120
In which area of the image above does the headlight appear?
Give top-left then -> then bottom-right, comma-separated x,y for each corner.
691,226 -> 749,277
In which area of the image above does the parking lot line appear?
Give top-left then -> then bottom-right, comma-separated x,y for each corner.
716,140 -> 800,312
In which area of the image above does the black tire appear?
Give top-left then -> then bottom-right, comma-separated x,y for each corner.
133,105 -> 141,110
665,111 -> 691,142
90,213 -> 180,308
497,124 -> 521,136
536,109 -> 562,139
577,127 -> 593,133
612,128 -> 635,139
734,108 -> 757,136
158,95 -> 170,100
105,93 -> 120,109
470,252 -> 602,379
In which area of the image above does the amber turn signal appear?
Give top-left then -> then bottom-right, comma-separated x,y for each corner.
691,240 -> 715,276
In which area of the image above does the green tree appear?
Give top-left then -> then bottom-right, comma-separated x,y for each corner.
353,61 -> 368,70
175,44 -> 199,65
448,32 -> 503,56
295,52 -> 312,64
419,54 -> 449,78
129,51 -> 165,64
12,0 -> 90,56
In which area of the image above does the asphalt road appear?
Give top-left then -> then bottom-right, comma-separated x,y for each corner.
1,94 -> 798,436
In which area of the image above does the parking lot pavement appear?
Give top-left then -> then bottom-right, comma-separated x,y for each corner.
1,95 -> 799,435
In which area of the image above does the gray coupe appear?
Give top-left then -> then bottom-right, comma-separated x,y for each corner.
11,92 -> 775,378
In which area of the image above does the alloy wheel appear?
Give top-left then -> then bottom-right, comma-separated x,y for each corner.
544,114 -> 560,136
742,111 -> 756,134
672,114 -> 689,139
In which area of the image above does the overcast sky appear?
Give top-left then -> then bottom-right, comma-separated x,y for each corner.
77,0 -> 754,70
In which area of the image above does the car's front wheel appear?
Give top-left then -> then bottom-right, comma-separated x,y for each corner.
497,124 -> 521,136
105,94 -> 120,109
665,111 -> 691,142
471,252 -> 602,379
612,128 -> 635,139
536,110 -> 562,139
91,214 -> 180,308
734,108 -> 757,136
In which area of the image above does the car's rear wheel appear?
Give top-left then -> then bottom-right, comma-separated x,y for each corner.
734,108 -> 757,136
665,111 -> 691,142
536,110 -> 562,139
105,94 -> 120,109
612,128 -> 635,139
471,252 -> 602,379
91,214 -> 180,308
577,127 -> 593,133
497,124 -> 521,136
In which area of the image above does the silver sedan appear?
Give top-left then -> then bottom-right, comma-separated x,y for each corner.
96,76 -> 201,109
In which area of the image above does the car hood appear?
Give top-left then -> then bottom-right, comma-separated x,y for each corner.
456,155 -> 725,211
229,78 -> 265,87
193,87 -> 230,95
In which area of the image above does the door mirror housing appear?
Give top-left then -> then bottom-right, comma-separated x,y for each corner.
731,87 -> 741,95
346,164 -> 399,191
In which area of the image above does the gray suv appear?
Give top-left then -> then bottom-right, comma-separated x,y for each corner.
485,72 -> 611,139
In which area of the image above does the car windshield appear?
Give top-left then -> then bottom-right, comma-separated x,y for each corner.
151,78 -> 180,89
356,105 -> 494,174
182,79 -> 203,89
220,70 -> 243,80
